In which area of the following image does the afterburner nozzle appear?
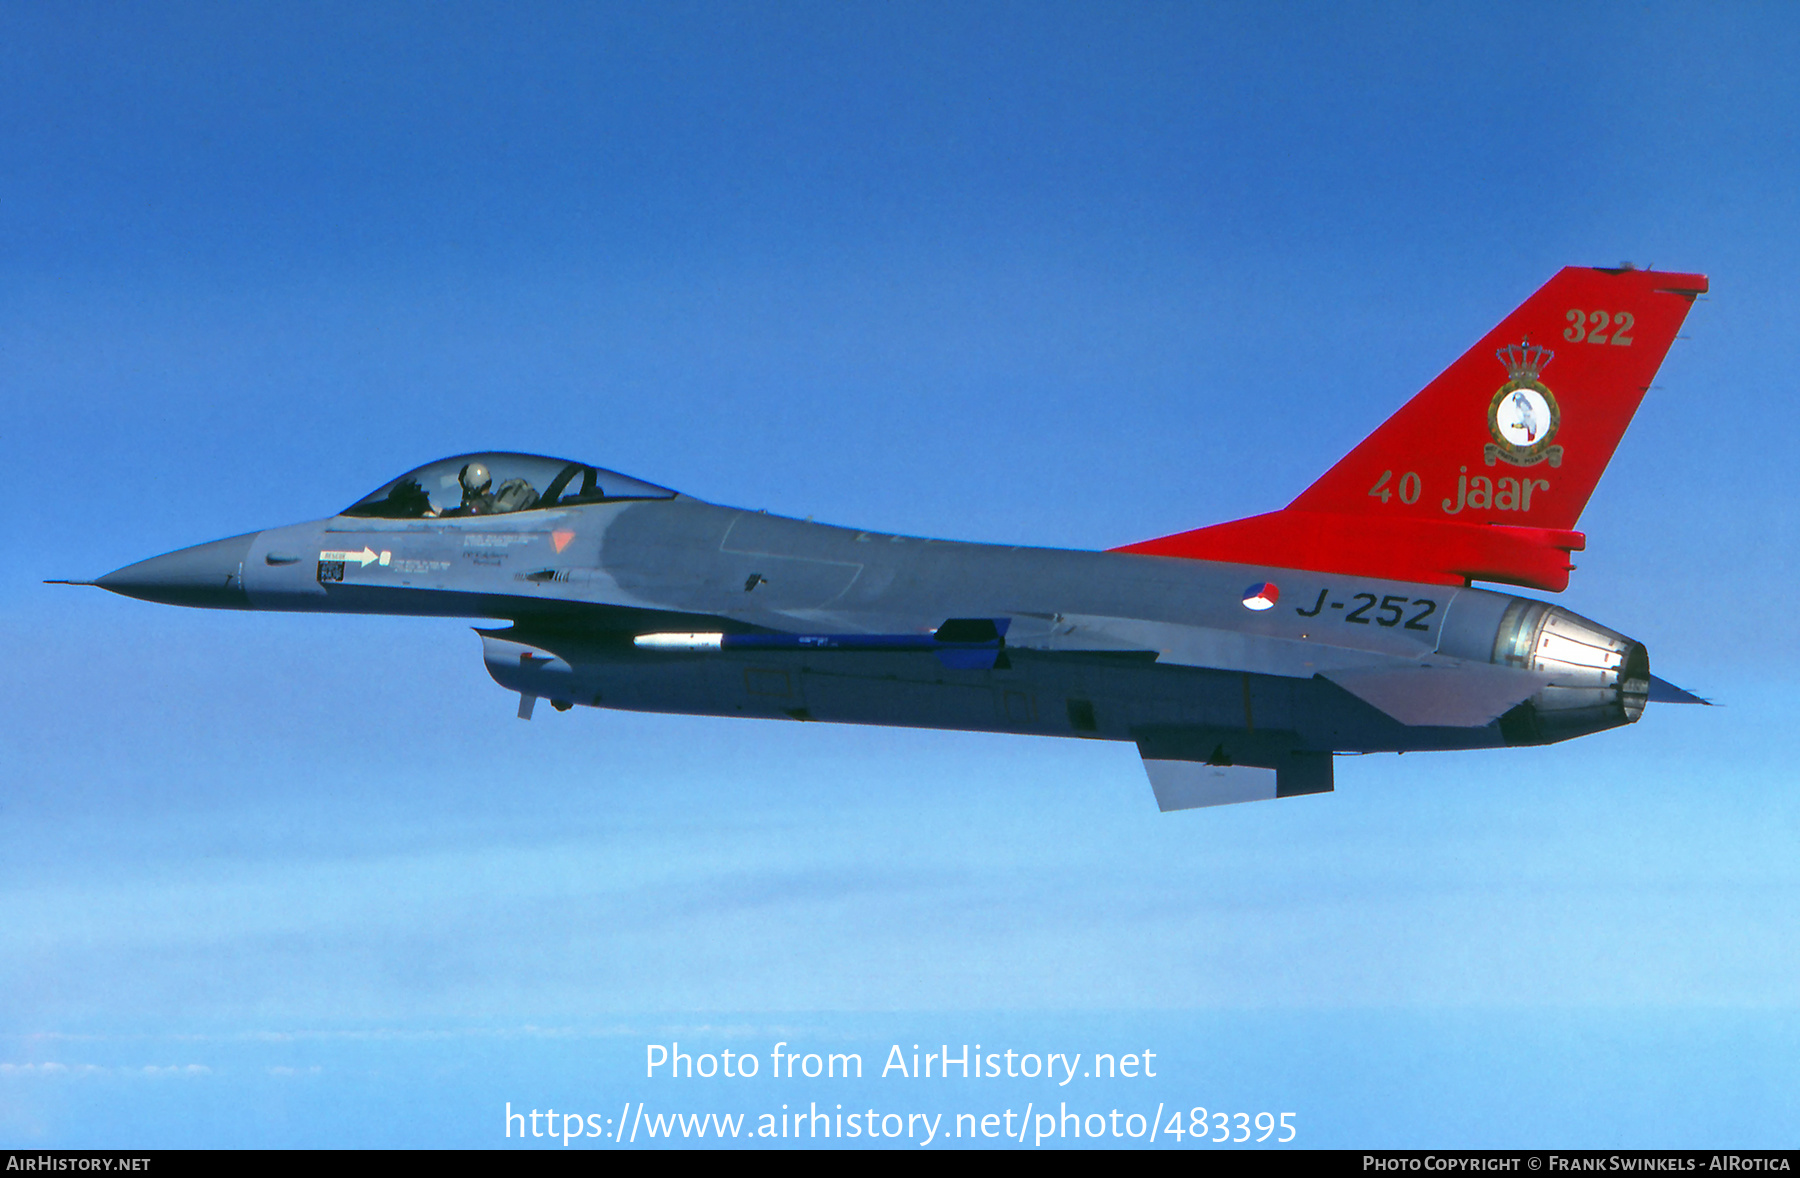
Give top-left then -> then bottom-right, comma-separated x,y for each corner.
1489,599 -> 1650,745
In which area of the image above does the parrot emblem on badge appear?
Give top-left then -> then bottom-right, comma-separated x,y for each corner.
1485,340 -> 1564,469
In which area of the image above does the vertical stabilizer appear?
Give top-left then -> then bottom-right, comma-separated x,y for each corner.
1115,266 -> 1707,591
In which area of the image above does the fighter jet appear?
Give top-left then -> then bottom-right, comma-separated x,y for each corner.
63,266 -> 1710,810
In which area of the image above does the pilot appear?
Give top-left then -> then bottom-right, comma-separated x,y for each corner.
440,461 -> 497,516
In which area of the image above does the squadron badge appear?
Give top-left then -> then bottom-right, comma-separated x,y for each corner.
1485,340 -> 1563,468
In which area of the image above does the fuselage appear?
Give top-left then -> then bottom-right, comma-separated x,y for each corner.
98,491 -> 1650,760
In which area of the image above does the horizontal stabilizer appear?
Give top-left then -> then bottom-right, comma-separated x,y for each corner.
1648,675 -> 1711,705
1320,663 -> 1549,727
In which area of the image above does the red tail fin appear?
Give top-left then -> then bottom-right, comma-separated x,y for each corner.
1114,266 -> 1707,592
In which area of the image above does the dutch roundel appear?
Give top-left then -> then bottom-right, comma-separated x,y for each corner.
1242,582 -> 1279,611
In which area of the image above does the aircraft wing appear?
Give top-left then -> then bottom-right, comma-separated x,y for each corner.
1020,612 -> 1551,726
1032,613 -> 1429,678
1136,727 -> 1335,812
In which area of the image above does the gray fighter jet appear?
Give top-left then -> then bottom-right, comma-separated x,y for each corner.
63,266 -> 1710,810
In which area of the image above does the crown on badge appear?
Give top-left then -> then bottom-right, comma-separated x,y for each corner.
1495,339 -> 1553,382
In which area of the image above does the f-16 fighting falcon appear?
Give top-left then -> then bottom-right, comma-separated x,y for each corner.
61,266 -> 1710,810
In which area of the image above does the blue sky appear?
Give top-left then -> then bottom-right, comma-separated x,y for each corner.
3,2 -> 1798,1148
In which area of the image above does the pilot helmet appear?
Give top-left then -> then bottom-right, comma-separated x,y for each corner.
459,462 -> 493,496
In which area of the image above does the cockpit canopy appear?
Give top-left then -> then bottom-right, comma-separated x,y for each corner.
342,452 -> 677,519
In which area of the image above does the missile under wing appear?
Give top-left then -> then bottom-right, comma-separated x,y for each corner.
69,266 -> 1711,810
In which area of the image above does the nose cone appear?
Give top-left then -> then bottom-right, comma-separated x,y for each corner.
97,532 -> 258,609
